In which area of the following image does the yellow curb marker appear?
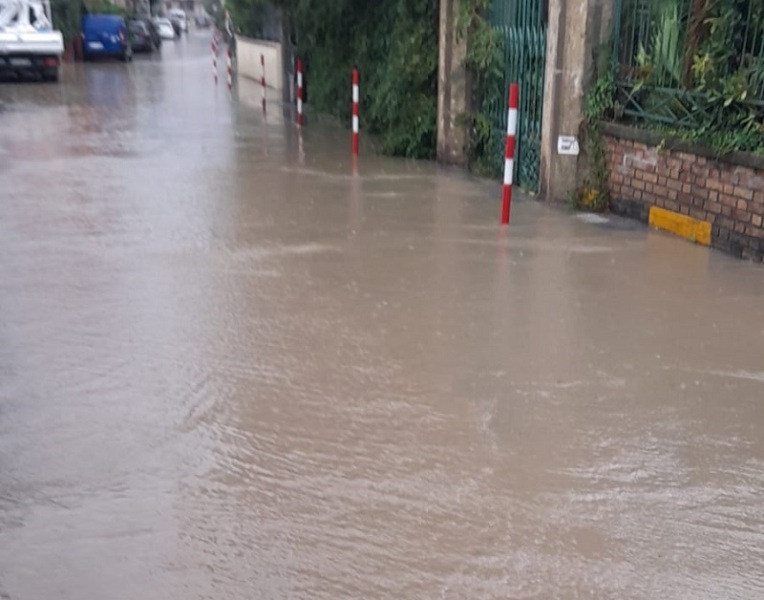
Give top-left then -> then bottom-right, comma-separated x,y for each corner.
648,206 -> 712,246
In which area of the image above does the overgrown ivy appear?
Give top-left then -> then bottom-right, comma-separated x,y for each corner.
457,0 -> 504,175
573,47 -> 615,212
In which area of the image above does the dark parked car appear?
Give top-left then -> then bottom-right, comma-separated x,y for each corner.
128,20 -> 156,53
130,17 -> 161,49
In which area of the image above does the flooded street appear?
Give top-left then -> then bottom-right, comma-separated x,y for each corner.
2,33 -> 764,599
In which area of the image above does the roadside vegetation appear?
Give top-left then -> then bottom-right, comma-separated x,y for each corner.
228,0 -> 439,159
574,0 -> 764,211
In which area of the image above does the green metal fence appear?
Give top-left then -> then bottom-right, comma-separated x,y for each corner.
613,0 -> 764,127
487,0 -> 546,192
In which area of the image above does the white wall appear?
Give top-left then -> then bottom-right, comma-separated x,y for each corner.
236,36 -> 283,92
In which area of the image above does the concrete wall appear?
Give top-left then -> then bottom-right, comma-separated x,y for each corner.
236,36 -> 283,91
605,123 -> 764,262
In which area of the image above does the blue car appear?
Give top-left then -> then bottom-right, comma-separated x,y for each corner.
82,15 -> 133,62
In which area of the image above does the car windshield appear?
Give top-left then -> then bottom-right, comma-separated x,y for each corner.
129,22 -> 147,33
154,19 -> 171,27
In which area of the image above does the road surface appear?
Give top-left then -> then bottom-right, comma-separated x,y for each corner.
1,31 -> 764,600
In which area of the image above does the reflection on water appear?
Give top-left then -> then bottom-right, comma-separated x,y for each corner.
84,63 -> 133,110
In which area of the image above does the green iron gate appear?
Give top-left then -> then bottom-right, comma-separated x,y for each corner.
487,0 -> 547,192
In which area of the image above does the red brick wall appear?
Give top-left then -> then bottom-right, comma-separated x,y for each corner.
604,132 -> 764,262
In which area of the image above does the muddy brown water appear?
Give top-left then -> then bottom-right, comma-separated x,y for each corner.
1,32 -> 764,600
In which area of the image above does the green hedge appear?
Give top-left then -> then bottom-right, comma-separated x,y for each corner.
233,0 -> 439,159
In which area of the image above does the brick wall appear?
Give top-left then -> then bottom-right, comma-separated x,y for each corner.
602,123 -> 764,262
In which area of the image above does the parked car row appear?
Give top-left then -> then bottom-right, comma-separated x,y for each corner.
152,18 -> 177,42
81,10 -> 207,62
1,1 -> 208,81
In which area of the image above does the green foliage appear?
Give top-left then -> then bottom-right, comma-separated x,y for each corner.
458,0 -> 502,76
648,0 -> 682,86
369,8 -> 438,156
615,0 -> 764,155
457,0 -> 505,174
237,0 -> 439,159
226,0 -> 268,40
51,0 -> 81,42
585,68 -> 616,121
680,0 -> 764,154
83,0 -> 129,17
653,114 -> 764,156
575,66 -> 616,212
465,111 -> 502,177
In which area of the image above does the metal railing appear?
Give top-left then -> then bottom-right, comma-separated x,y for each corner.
612,0 -> 764,127
486,0 -> 546,191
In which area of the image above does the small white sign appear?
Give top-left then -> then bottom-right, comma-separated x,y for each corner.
557,135 -> 580,156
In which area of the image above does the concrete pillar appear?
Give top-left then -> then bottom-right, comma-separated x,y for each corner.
540,0 -> 613,201
437,0 -> 469,166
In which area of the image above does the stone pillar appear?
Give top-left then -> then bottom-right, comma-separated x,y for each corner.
540,0 -> 613,201
437,0 -> 469,166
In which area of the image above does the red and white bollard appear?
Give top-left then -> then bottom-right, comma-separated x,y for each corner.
212,38 -> 218,85
501,83 -> 519,225
296,58 -> 304,125
352,69 -> 359,155
261,54 -> 266,112
226,47 -> 232,92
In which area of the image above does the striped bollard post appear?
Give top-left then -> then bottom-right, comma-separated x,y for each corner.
261,54 -> 266,112
226,47 -> 232,92
352,69 -> 359,155
212,39 -> 218,85
296,58 -> 304,125
501,83 -> 519,225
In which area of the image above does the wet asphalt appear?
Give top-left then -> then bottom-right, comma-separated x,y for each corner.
1,30 -> 764,600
